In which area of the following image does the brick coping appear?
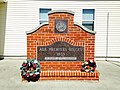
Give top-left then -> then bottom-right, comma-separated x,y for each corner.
26,22 -> 96,35
26,22 -> 49,35
74,22 -> 96,34
48,10 -> 75,15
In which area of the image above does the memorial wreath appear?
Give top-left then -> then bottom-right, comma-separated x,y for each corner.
20,59 -> 41,81
81,60 -> 96,72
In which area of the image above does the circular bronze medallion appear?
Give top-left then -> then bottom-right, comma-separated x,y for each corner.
56,21 -> 67,32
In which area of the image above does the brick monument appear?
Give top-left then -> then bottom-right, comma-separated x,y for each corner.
26,10 -> 99,80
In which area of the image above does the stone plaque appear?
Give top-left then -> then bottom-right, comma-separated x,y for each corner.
37,41 -> 84,61
54,20 -> 68,33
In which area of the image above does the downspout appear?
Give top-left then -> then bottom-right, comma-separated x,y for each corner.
106,12 -> 109,61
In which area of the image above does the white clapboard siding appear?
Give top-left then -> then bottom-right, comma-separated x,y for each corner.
5,1 -> 39,56
108,13 -> 120,56
4,1 -> 120,61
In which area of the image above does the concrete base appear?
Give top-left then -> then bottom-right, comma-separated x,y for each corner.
0,60 -> 120,90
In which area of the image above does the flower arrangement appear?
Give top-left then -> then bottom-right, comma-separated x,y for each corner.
20,59 -> 41,81
81,60 -> 96,72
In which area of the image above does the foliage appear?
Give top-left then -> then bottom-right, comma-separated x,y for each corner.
81,60 -> 96,72
20,59 -> 41,81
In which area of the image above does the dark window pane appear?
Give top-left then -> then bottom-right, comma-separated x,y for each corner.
39,8 -> 51,13
82,21 -> 94,30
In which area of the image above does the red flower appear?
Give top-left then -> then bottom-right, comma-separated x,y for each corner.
33,74 -> 36,77
33,64 -> 36,68
22,63 -> 26,67
93,67 -> 96,71
81,68 -> 85,71
26,73 -> 30,77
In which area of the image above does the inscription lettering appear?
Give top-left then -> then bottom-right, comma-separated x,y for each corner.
37,41 -> 84,61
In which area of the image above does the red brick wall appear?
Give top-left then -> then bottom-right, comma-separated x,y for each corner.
27,11 -> 95,70
40,61 -> 82,71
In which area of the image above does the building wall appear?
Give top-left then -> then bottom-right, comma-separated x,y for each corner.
0,2 -> 7,59
5,1 -> 120,61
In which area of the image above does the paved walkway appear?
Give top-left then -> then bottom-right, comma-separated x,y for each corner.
0,59 -> 120,90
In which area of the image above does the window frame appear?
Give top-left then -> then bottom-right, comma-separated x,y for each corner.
81,8 -> 96,31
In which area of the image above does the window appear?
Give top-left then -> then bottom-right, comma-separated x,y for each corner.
39,8 -> 51,24
82,9 -> 95,30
